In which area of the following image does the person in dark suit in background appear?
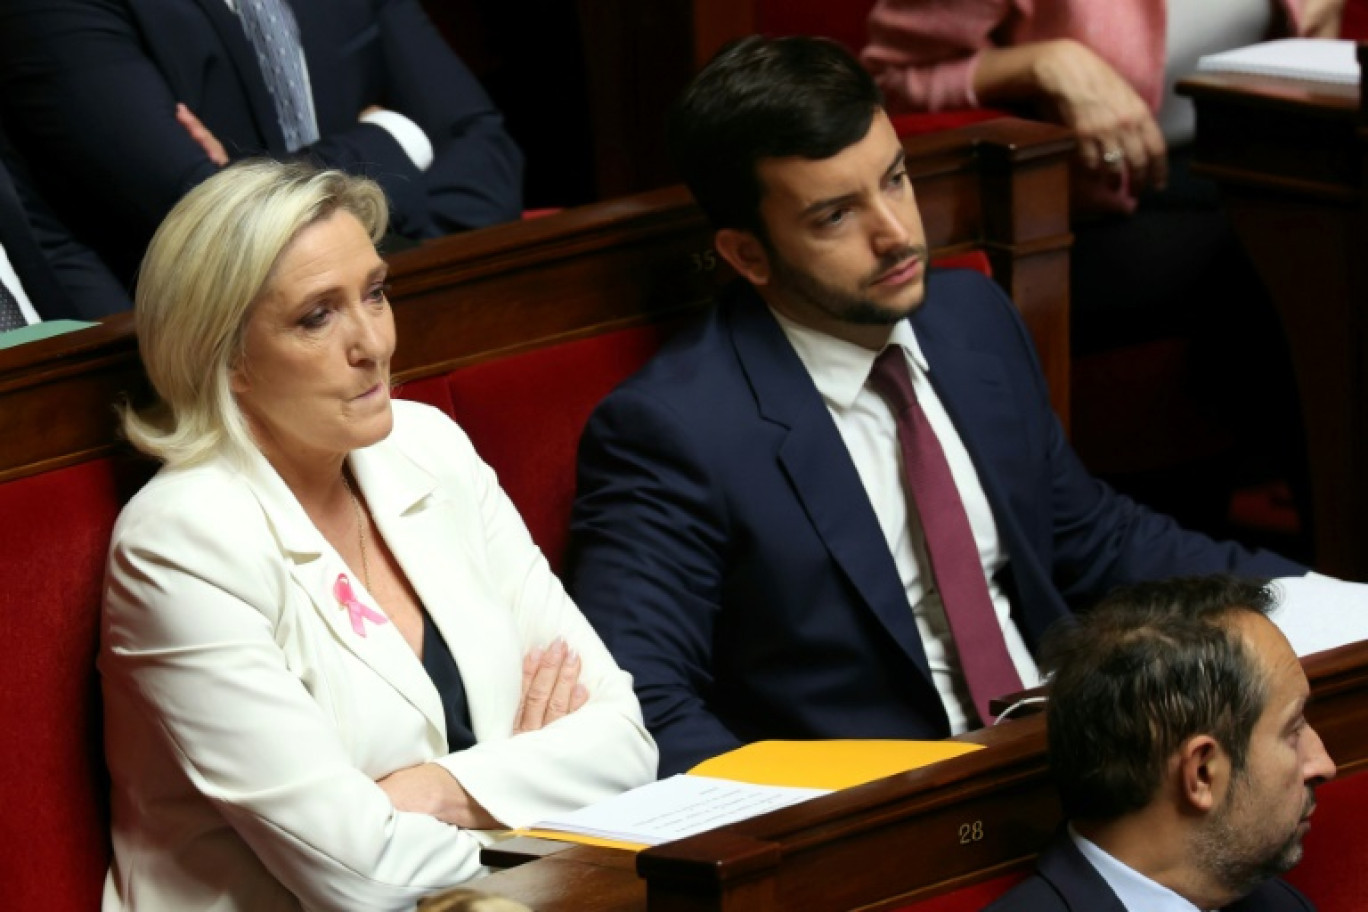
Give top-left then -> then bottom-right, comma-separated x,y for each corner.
0,0 -> 522,282
987,576 -> 1334,911
566,35 -> 1308,777
0,119 -> 128,328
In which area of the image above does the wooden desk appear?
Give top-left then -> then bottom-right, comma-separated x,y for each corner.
1178,57 -> 1367,578
454,641 -> 1368,911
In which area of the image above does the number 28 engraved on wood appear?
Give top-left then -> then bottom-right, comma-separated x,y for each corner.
958,820 -> 985,844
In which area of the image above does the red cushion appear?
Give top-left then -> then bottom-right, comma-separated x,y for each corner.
434,325 -> 671,572
1282,770 -> 1368,911
891,110 -> 1008,138
0,457 -> 151,911
935,250 -> 992,277
891,871 -> 1028,911
754,0 -> 876,52
1342,0 -> 1368,40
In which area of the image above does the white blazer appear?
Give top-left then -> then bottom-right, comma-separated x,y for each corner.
100,400 -> 657,912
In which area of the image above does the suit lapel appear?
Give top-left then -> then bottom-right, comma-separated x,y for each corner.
1036,836 -> 1131,912
914,309 -> 1065,648
727,289 -> 936,684
240,445 -> 447,740
185,0 -> 289,151
349,436 -> 521,741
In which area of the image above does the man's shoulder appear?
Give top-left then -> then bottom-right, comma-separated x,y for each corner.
916,266 -> 1020,338
607,284 -> 765,404
1229,878 -> 1316,911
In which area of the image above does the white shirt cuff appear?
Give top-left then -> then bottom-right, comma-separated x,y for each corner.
360,109 -> 434,172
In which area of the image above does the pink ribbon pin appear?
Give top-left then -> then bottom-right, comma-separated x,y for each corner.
333,573 -> 388,637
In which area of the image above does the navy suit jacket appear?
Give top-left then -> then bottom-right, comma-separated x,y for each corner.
984,834 -> 1315,911
0,123 -> 128,321
568,273 -> 1305,776
0,0 -> 523,280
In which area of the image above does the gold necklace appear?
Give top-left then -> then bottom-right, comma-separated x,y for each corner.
340,472 -> 371,590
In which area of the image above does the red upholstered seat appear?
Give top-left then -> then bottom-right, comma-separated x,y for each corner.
754,0 -> 874,52
1342,0 -> 1368,40
1283,770 -> 1368,911
893,871 -> 1029,911
398,323 -> 673,573
0,456 -> 153,911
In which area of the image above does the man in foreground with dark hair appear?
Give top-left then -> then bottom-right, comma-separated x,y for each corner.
566,35 -> 1308,777
987,576 -> 1335,911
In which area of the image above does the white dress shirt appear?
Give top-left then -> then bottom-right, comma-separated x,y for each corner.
1071,825 -> 1205,912
772,310 -> 1041,732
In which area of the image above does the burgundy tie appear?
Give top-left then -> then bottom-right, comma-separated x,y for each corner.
868,346 -> 1022,725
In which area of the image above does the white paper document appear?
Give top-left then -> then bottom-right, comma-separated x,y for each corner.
1271,573 -> 1368,657
1197,38 -> 1359,85
530,774 -> 831,846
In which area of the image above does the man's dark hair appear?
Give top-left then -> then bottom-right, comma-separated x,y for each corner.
1041,576 -> 1276,823
667,35 -> 883,235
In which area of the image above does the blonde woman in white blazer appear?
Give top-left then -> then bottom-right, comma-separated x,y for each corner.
101,161 -> 657,912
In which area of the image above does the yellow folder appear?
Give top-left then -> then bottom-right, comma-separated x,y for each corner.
688,739 -> 983,790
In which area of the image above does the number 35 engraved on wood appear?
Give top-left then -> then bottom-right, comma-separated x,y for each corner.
958,820 -> 985,844
690,250 -> 718,272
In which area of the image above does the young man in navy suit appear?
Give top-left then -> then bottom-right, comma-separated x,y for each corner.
987,576 -> 1334,911
566,36 -> 1307,776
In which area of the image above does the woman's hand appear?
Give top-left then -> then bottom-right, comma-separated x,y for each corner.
375,639 -> 588,827
977,39 -> 1166,193
514,637 -> 589,733
1032,39 -> 1167,192
377,763 -> 503,829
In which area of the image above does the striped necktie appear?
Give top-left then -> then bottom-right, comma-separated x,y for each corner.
236,0 -> 320,152
0,278 -> 26,332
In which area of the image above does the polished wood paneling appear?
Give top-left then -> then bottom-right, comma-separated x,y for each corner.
1178,55 -> 1368,578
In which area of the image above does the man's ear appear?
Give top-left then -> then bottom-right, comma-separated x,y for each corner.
1177,734 -> 1230,813
715,229 -> 772,286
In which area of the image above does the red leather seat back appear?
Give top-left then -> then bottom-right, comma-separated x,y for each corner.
399,324 -> 673,573
1282,770 -> 1368,911
754,0 -> 876,51
0,457 -> 152,910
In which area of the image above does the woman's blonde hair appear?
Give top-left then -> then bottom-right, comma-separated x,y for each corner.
123,160 -> 389,466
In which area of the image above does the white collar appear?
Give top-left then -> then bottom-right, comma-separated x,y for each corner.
768,309 -> 928,411
1069,825 -> 1204,912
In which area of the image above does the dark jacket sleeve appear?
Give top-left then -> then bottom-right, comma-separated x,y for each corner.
568,386 -> 744,777
0,0 -> 225,255
948,272 -> 1308,608
292,0 -> 523,237
2,133 -> 129,319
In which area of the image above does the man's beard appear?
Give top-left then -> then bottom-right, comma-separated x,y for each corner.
1195,782 -> 1316,899
767,242 -> 929,326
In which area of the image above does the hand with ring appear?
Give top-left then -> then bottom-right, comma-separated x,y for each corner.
1027,39 -> 1168,191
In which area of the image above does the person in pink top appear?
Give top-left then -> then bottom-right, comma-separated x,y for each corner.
861,0 -> 1340,214
861,0 -> 1344,543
